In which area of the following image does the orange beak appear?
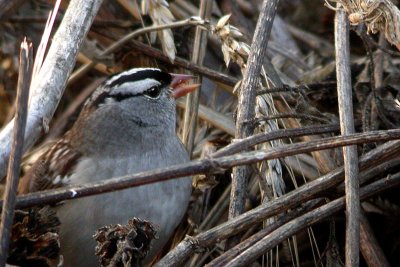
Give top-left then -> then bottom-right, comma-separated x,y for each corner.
170,73 -> 200,99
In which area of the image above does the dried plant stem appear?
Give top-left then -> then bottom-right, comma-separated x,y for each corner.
205,199 -> 324,266
0,40 -> 32,266
374,33 -> 386,88
7,129 -> 400,211
335,9 -> 360,266
182,0 -> 213,156
253,113 -> 331,124
156,145 -> 400,267
359,27 -> 389,267
230,0 -> 280,240
198,184 -> 231,231
213,123 -> 340,157
221,174 -> 399,267
359,211 -> 390,266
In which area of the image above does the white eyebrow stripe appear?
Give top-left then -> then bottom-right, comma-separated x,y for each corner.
105,68 -> 161,86
110,78 -> 161,95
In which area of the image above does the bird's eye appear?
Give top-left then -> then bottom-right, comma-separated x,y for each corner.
143,86 -> 162,98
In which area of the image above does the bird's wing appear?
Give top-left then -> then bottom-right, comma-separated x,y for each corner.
18,138 -> 81,194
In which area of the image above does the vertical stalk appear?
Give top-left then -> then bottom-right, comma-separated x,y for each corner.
182,0 -> 213,156
228,0 -> 280,247
0,39 -> 32,266
334,8 -> 360,266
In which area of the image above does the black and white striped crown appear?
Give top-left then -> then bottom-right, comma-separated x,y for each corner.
85,68 -> 172,107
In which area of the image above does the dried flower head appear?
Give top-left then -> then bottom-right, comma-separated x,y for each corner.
325,0 -> 400,50
212,14 -> 250,69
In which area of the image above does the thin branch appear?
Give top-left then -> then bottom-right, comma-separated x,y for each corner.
256,81 -> 339,95
0,39 -> 32,266
205,199 -> 324,266
335,8 -> 360,266
222,174 -> 399,267
6,129 -> 400,211
252,113 -> 331,125
213,123 -> 341,157
359,211 -> 390,267
156,143 -> 400,267
0,0 -> 104,180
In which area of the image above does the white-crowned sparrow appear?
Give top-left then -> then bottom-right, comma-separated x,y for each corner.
18,68 -> 198,266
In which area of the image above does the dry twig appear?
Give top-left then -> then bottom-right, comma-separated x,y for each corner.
0,39 -> 32,266
156,139 -> 400,266
8,129 -> 400,211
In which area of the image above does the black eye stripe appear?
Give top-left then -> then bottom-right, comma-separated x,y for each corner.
104,86 -> 163,103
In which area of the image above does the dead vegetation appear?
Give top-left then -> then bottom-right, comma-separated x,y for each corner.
0,0 -> 400,266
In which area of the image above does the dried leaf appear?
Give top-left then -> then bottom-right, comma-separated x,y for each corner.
6,207 -> 61,267
229,25 -> 244,39
221,43 -> 231,67
142,0 -> 177,61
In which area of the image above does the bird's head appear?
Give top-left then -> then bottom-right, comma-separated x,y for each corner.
84,67 -> 198,126
72,68 -> 198,149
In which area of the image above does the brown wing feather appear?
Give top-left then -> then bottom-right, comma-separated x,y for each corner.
18,138 -> 81,194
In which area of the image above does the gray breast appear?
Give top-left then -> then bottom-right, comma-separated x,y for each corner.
57,138 -> 192,266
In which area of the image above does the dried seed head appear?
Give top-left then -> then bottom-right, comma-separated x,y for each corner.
325,0 -> 400,50
141,0 -> 176,61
